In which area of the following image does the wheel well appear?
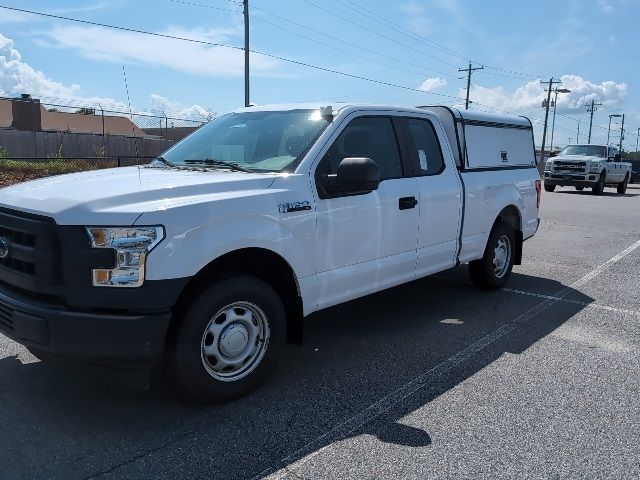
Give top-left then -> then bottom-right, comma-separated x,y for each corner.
495,205 -> 523,265
170,248 -> 304,346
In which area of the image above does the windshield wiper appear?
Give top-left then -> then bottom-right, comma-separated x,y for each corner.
183,159 -> 254,173
153,156 -> 178,168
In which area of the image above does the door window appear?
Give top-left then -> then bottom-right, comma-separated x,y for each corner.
318,117 -> 403,182
406,118 -> 445,175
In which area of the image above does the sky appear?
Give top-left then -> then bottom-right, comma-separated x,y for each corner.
0,0 -> 639,149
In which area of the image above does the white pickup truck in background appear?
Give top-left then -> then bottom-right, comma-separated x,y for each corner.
0,103 -> 540,403
544,144 -> 632,194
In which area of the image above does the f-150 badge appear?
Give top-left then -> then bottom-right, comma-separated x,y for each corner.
279,201 -> 312,214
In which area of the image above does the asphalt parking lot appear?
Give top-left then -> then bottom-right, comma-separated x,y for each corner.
1,184 -> 639,480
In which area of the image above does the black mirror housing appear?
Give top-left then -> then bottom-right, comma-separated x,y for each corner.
549,151 -> 558,158
326,157 -> 379,195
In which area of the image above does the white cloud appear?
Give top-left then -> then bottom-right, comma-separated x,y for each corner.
0,33 -> 82,99
418,77 -> 447,92
37,24 -> 280,78
0,33 -> 210,119
598,0 -> 613,12
466,74 -> 628,115
149,94 -> 213,120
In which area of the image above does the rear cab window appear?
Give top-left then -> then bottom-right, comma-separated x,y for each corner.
405,118 -> 445,176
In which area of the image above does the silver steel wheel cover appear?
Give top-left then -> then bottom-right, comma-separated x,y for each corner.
200,301 -> 270,382
492,235 -> 511,279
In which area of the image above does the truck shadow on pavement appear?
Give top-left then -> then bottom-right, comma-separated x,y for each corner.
553,189 -> 639,198
0,267 -> 593,480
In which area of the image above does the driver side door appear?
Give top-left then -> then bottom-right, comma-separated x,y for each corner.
313,115 -> 419,310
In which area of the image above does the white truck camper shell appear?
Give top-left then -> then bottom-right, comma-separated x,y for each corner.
417,106 -> 537,170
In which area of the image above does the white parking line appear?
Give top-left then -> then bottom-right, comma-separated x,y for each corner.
257,238 -> 640,480
504,288 -> 640,317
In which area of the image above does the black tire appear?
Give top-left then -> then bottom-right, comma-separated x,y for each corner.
575,186 -> 584,191
617,174 -> 629,194
592,172 -> 605,195
26,347 -> 47,361
544,183 -> 556,192
469,222 -> 515,291
167,276 -> 286,404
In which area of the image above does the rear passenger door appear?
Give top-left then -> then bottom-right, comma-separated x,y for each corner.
313,115 -> 419,309
402,116 -> 463,277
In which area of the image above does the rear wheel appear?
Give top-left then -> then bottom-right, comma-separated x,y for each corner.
592,172 -> 605,195
167,276 -> 286,404
617,174 -> 629,194
575,186 -> 584,191
544,183 -> 556,192
469,222 -> 515,291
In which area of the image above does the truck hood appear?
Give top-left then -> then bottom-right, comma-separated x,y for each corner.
0,166 -> 278,225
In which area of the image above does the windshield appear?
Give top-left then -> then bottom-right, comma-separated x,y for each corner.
558,145 -> 607,158
161,109 -> 330,173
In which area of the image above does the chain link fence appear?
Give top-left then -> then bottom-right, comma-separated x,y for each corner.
39,101 -> 211,140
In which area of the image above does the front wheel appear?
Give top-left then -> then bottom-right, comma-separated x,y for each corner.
469,223 -> 515,291
544,183 -> 556,192
617,174 -> 629,194
167,276 -> 286,404
592,172 -> 605,195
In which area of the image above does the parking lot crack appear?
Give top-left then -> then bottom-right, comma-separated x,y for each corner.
81,429 -> 197,480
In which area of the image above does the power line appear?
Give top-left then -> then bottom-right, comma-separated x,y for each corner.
298,0 -> 460,69
249,15 -> 456,80
328,0 -> 548,80
169,0 -> 460,80
0,4 -> 465,102
0,4 -> 245,50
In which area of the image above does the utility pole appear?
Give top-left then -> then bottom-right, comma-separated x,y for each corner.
243,0 -> 250,107
618,114 -> 625,153
585,99 -> 603,144
458,62 -> 484,110
636,127 -> 639,156
539,78 -> 561,163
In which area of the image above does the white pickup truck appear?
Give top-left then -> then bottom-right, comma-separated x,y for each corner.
544,144 -> 632,194
0,104 -> 540,402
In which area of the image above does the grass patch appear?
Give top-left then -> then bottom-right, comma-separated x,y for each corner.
0,158 -> 118,175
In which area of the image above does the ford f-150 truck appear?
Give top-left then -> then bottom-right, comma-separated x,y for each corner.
543,144 -> 632,194
0,104 -> 540,403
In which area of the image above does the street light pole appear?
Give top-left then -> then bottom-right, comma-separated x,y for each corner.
636,127 -> 639,157
540,78 -> 561,163
607,114 -> 622,146
243,0 -> 250,107
550,88 -> 571,152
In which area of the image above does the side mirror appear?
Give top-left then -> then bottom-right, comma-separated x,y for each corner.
549,151 -> 558,158
325,157 -> 379,195
614,154 -> 622,162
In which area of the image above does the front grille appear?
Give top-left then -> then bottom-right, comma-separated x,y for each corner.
0,208 -> 62,298
553,161 -> 586,174
0,299 -> 14,332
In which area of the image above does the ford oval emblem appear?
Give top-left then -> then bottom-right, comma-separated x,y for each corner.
0,238 -> 9,259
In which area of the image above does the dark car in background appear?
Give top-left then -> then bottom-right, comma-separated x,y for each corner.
630,160 -> 640,184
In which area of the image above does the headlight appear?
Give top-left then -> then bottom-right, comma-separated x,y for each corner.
544,161 -> 553,171
86,226 -> 164,287
590,163 -> 601,173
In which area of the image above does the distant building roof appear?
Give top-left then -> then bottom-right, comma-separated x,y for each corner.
0,98 -> 146,137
